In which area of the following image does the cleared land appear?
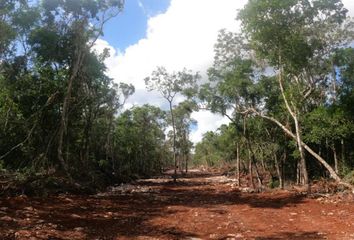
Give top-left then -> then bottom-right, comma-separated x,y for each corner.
0,170 -> 353,240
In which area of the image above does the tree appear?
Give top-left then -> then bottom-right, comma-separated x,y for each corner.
112,105 -> 168,178
238,0 -> 354,188
201,0 -> 354,190
145,67 -> 199,181
173,101 -> 196,173
0,0 -> 140,184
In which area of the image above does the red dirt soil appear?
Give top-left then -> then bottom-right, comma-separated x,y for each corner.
0,170 -> 353,240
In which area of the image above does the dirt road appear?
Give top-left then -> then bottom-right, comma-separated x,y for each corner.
0,171 -> 353,239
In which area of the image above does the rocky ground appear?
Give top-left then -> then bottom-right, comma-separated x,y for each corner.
0,170 -> 353,240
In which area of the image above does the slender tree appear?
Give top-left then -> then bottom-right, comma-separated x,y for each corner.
145,67 -> 199,181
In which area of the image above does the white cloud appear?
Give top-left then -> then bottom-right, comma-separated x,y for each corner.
343,0 -> 354,17
94,0 -> 246,144
98,0 -> 247,89
190,110 -> 230,144
95,0 -> 354,144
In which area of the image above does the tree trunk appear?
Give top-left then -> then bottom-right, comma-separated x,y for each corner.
236,142 -> 240,186
248,154 -> 255,189
185,153 -> 188,173
252,111 -> 353,190
341,139 -> 345,169
331,143 -> 338,174
296,159 -> 301,185
57,49 -> 84,181
254,162 -> 263,189
274,153 -> 283,189
294,115 -> 308,186
169,101 -> 177,182
260,146 -> 266,173
277,61 -> 308,187
83,106 -> 93,169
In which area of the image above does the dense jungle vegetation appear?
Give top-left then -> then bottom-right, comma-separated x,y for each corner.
1,0 -> 354,194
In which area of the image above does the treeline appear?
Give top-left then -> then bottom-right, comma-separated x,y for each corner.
194,0 -> 354,189
1,0 -> 354,192
0,0 -> 196,190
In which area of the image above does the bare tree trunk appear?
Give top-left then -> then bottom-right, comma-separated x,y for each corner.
341,139 -> 345,170
243,117 -> 255,189
236,142 -> 240,186
254,162 -> 263,189
248,153 -> 255,189
260,146 -> 266,173
169,101 -> 177,182
294,115 -> 308,186
296,159 -> 301,185
4,107 -> 10,130
274,153 -> 283,189
277,61 -> 308,187
83,107 -> 93,169
185,154 -> 188,173
57,45 -> 84,181
331,143 -> 338,174
251,111 -> 353,190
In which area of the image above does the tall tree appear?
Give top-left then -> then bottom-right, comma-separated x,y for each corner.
173,101 -> 196,173
145,67 -> 199,181
201,0 -> 354,189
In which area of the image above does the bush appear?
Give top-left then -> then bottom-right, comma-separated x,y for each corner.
343,170 -> 354,185
268,177 -> 280,189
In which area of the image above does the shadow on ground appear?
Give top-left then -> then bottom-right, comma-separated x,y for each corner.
255,231 -> 326,240
0,171 -> 321,239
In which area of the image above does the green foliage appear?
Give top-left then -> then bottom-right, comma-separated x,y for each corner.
238,0 -> 347,72
1,0 -> 354,193
194,125 -> 237,167
0,0 -> 165,189
198,0 -> 354,186
111,105 -> 169,177
145,66 -> 199,103
343,170 -> 354,185
268,178 -> 280,189
304,106 -> 353,144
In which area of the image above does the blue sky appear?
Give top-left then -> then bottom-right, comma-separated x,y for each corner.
95,0 -> 354,144
102,0 -> 170,50
94,0 -> 245,143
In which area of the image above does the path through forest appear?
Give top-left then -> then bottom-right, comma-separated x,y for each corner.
0,170 -> 353,240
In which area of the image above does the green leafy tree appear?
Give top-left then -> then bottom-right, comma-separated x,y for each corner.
201,0 -> 354,189
145,67 -> 199,180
